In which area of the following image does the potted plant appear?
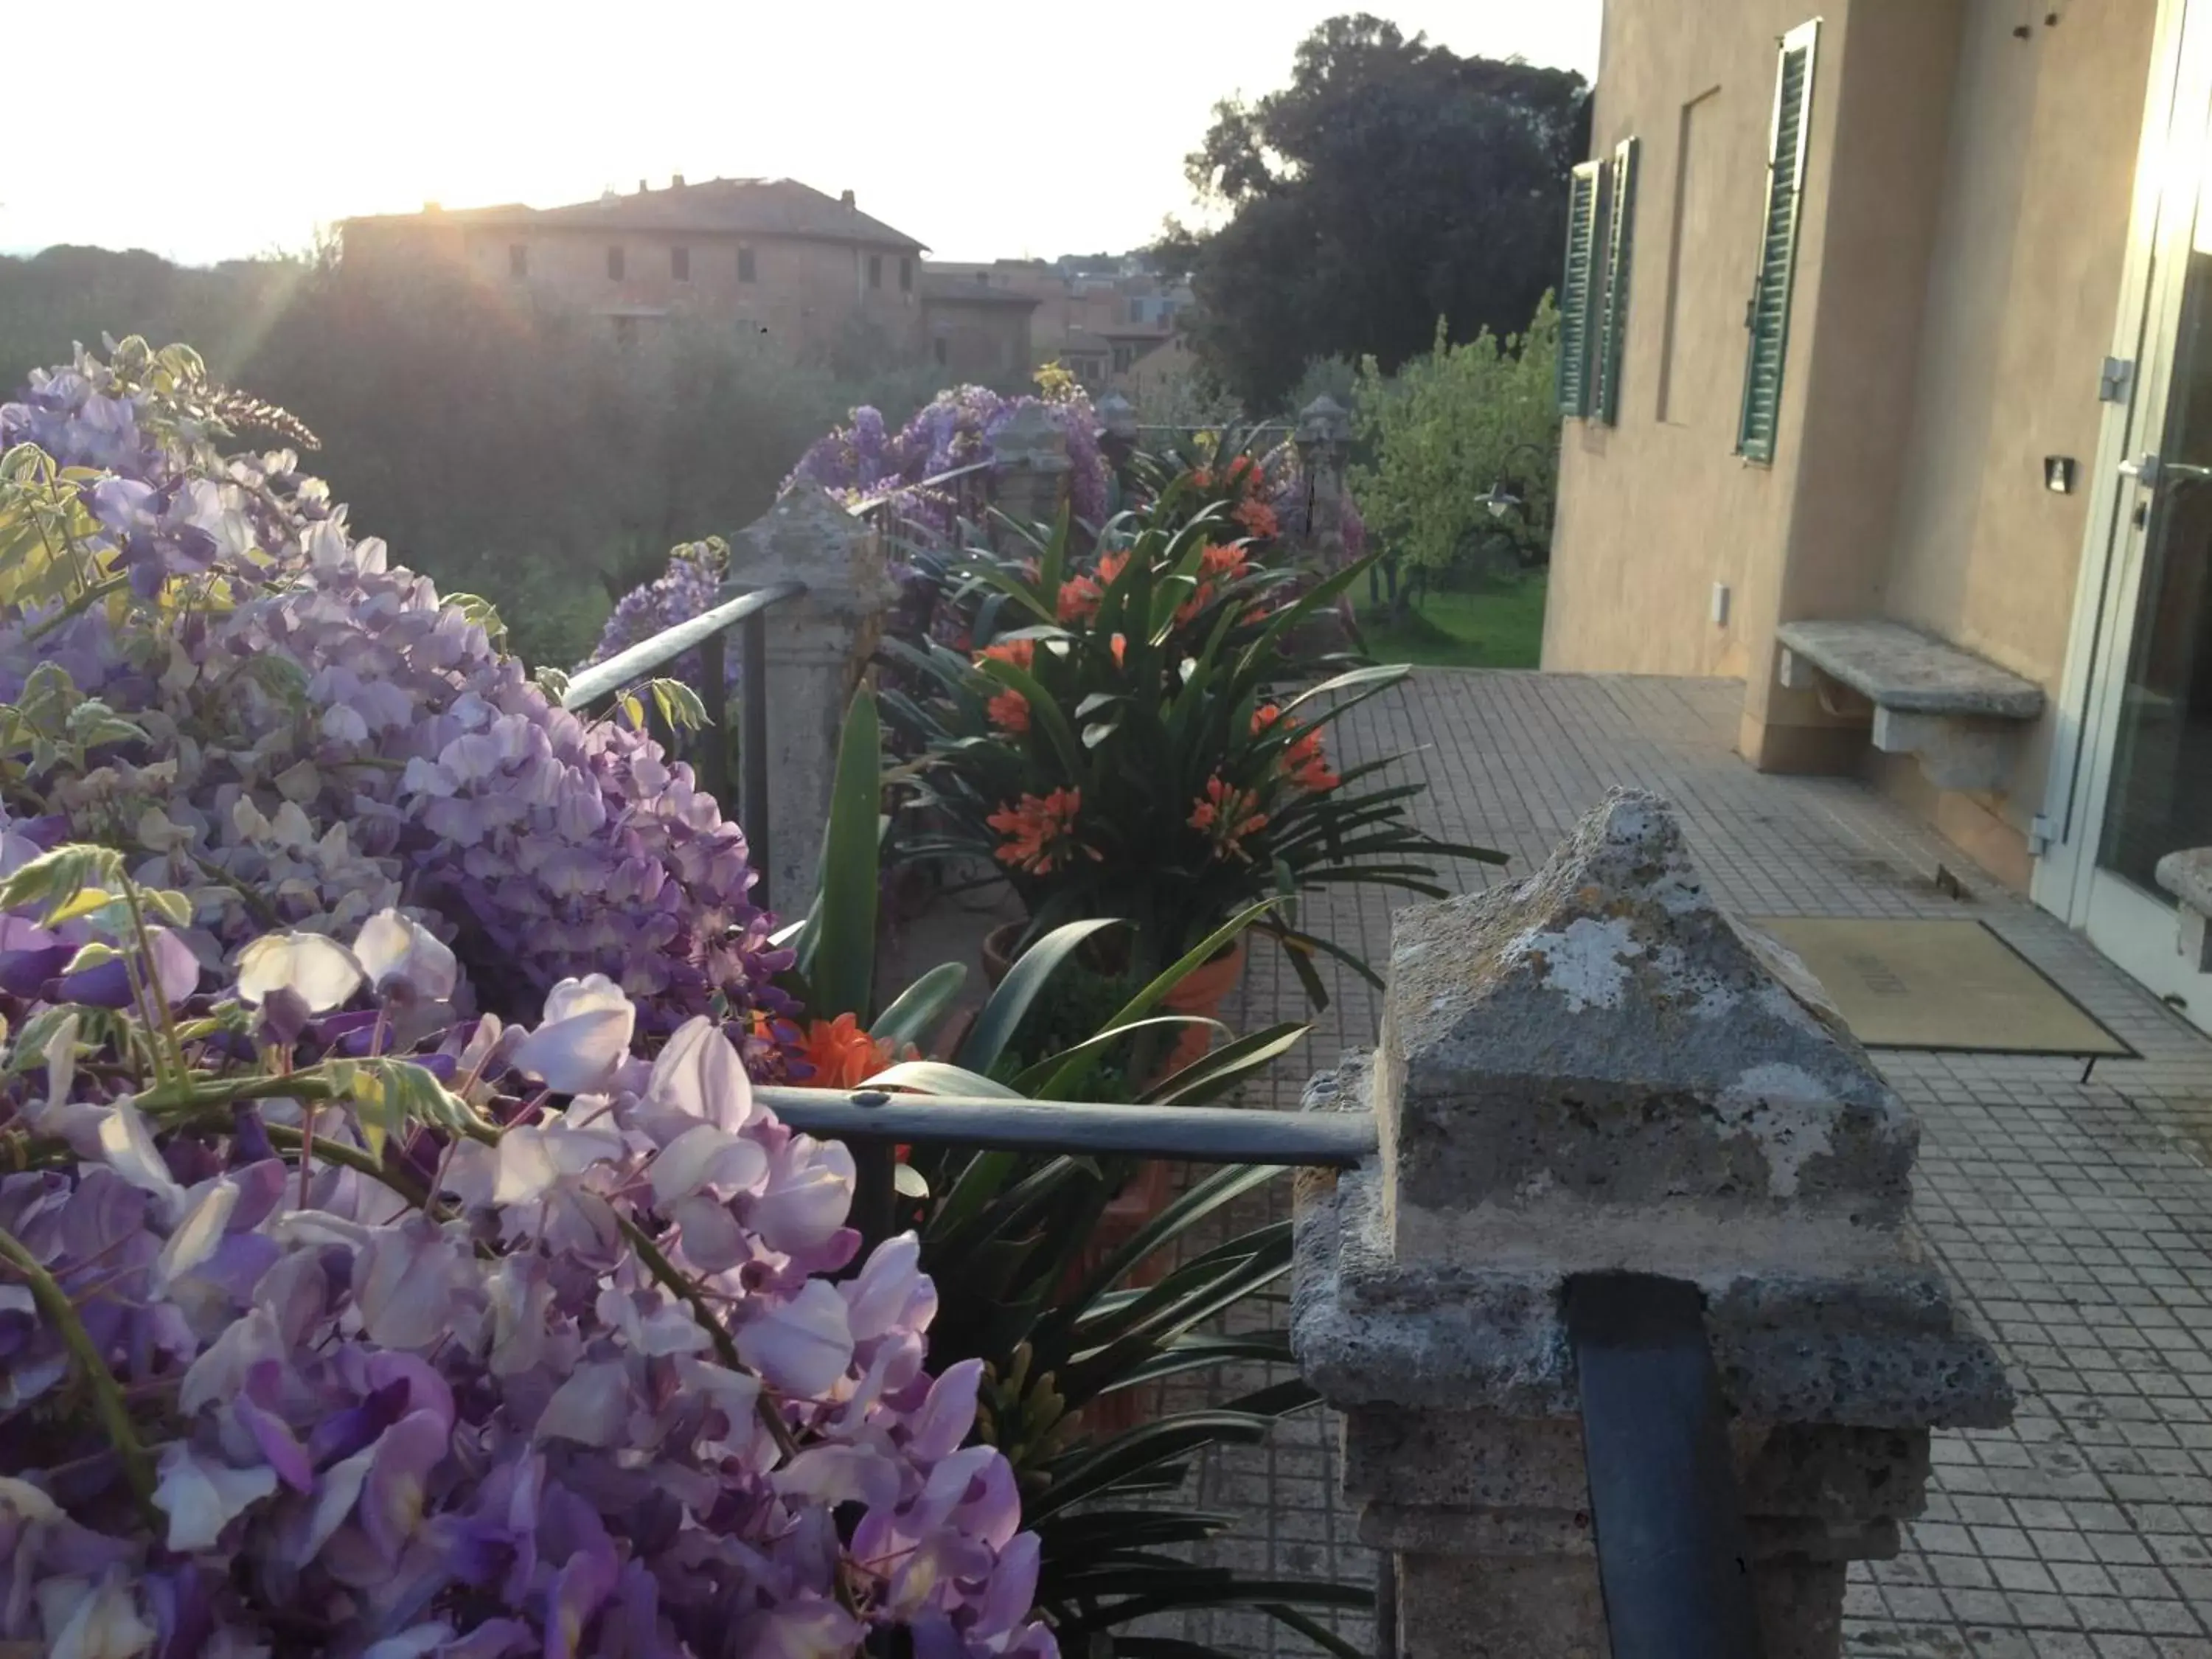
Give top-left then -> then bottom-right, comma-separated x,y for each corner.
881,495 -> 1502,1040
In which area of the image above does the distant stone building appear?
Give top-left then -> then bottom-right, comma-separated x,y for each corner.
340,177 -> 928,361
918,257 -> 1192,392
917,268 -> 1037,384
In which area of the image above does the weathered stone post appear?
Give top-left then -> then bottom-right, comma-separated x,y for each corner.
1293,789 -> 2010,1659
720,482 -> 894,909
990,402 -> 1071,551
1293,394 -> 1352,566
1095,391 -> 1140,481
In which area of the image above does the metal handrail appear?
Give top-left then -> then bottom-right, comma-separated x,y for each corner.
562,578 -> 806,907
561,581 -> 805,707
754,1088 -> 1375,1166
844,459 -> 993,519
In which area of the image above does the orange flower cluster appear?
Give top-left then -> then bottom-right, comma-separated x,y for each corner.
1234,498 -> 1279,540
1057,575 -> 1100,625
1189,774 -> 1269,863
987,689 -> 1029,734
1169,545 -> 1253,628
976,639 -> 1036,734
799,1012 -> 895,1089
988,787 -> 1096,874
1251,703 -> 1341,792
1056,551 -> 1128,627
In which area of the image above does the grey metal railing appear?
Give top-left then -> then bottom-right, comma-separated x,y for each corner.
845,459 -> 992,545
562,580 -> 804,905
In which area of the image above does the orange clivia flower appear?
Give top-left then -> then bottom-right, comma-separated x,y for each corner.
987,787 -> 1097,875
1252,704 -> 1340,791
987,687 -> 1030,734
800,1012 -> 894,1089
1234,498 -> 1279,540
1189,774 -> 1269,862
1095,550 -> 1130,585
1198,542 -> 1251,581
977,639 -> 1035,672
1285,731 -> 1340,792
1057,576 -> 1102,625
1110,632 -> 1127,668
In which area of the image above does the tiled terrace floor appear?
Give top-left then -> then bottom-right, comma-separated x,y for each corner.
1172,669 -> 2212,1658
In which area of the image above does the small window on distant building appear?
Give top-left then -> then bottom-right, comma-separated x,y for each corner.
933,336 -> 948,366
868,254 -> 883,290
671,246 -> 691,282
612,316 -> 638,348
509,243 -> 528,279
738,246 -> 757,283
900,257 -> 914,293
1113,344 -> 1135,374
607,246 -> 625,282
1128,299 -> 1143,324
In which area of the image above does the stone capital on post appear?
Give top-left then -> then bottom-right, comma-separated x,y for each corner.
721,482 -> 894,908
1095,391 -> 1138,481
990,401 -> 1071,549
1292,788 -> 2010,1658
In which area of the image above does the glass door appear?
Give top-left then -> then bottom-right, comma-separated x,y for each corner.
2074,0 -> 2212,1033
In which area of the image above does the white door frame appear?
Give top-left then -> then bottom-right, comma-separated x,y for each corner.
2034,0 -> 2204,925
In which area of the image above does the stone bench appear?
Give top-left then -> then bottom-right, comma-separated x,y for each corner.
2156,847 -> 2212,971
1775,619 -> 2045,790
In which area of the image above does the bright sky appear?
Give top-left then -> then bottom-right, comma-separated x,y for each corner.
4,1 -> 1599,267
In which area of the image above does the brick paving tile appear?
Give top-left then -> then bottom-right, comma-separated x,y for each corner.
1119,672 -> 2212,1655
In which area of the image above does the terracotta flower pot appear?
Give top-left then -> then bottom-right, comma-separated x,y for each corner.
1153,936 -> 1247,1082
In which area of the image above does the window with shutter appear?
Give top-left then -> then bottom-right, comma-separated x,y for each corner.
1596,137 -> 1641,425
1557,160 -> 1605,418
1736,19 -> 1820,463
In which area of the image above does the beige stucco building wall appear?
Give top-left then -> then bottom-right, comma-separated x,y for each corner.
1545,0 -> 2157,886
348,220 -> 922,360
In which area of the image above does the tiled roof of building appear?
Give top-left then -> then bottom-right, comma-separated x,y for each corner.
347,178 -> 925,251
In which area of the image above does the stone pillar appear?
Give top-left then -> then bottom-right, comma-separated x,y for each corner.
1095,391 -> 1139,484
1293,394 -> 1352,566
1293,789 -> 2010,1659
721,483 -> 894,911
990,402 -> 1071,550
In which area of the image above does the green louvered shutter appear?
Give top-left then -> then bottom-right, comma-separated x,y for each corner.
1596,136 -> 1641,425
1736,19 -> 1820,462
1557,160 -> 1604,418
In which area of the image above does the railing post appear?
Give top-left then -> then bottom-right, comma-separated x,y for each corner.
1293,393 -> 1352,566
1096,390 -> 1139,486
720,483 -> 894,913
696,627 -> 731,813
1291,788 -> 2011,1659
990,401 -> 1070,552
739,606 -> 771,908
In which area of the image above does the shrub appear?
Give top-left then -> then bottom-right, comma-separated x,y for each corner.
1350,293 -> 1561,580
0,340 -> 791,1060
0,867 -> 1053,1657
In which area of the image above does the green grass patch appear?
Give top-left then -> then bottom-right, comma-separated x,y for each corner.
1357,571 -> 1548,669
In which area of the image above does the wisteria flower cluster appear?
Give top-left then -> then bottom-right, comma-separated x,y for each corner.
0,341 -> 790,1057
0,844 -> 1054,1658
580,539 -> 739,694
783,384 -> 1109,539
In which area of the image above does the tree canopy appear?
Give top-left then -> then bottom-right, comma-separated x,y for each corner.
1169,14 -> 1588,411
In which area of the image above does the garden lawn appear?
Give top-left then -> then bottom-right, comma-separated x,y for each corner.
1358,571 -> 1548,669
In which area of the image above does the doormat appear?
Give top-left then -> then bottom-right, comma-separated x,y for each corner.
1745,917 -> 2134,1058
